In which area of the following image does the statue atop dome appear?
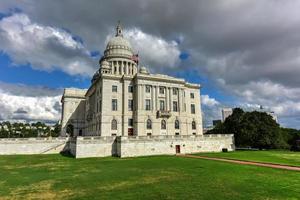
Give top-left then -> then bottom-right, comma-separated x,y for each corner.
115,21 -> 123,37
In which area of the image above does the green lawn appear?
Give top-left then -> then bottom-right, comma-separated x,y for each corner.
195,150 -> 300,167
0,154 -> 300,200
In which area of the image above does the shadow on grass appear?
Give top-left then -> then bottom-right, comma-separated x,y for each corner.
60,151 -> 74,158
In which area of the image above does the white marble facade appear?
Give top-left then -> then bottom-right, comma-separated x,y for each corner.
61,23 -> 203,138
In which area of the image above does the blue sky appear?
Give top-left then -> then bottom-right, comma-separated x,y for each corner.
0,53 -> 90,89
1,1 -> 300,129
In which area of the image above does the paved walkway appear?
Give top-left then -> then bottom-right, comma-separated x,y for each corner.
177,154 -> 300,172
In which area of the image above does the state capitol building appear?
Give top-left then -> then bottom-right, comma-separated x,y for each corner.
60,23 -> 233,158
61,23 -> 202,137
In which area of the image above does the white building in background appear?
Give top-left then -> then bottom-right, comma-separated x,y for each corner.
222,108 -> 233,122
60,23 -> 234,158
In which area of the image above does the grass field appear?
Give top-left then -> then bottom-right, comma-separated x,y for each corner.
0,153 -> 300,200
196,150 -> 300,167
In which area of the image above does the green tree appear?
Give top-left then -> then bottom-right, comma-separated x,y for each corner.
207,108 -> 290,149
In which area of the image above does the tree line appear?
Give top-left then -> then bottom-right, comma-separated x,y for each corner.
207,108 -> 300,151
0,121 -> 61,138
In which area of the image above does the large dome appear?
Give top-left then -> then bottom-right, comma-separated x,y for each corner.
103,23 -> 133,58
106,36 -> 132,50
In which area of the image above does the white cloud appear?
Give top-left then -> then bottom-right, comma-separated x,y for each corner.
125,28 -> 180,71
0,13 -> 96,77
229,80 -> 300,121
0,83 -> 61,123
104,28 -> 181,71
104,28 -> 180,72
201,95 -> 222,127
0,1 -> 300,128
201,94 -> 219,107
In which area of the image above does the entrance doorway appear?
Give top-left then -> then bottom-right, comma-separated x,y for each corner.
175,145 -> 181,154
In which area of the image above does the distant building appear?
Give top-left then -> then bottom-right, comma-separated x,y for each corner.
222,108 -> 233,122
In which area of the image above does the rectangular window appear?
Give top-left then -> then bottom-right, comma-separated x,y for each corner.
128,85 -> 133,93
145,85 -> 151,93
173,88 -> 178,95
160,100 -> 165,111
173,101 -> 178,112
145,99 -> 151,110
191,104 -> 195,114
112,99 -> 118,111
128,99 -> 133,111
159,87 -> 165,94
112,85 -> 118,92
128,118 -> 133,126
190,92 -> 194,99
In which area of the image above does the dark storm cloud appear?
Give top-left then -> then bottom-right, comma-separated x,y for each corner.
1,0 -> 300,127
2,0 -> 297,86
0,81 -> 62,97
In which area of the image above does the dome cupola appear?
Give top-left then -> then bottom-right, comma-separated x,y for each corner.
97,21 -> 138,77
104,21 -> 133,58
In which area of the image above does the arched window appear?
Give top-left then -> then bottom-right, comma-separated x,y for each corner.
161,120 -> 166,130
192,121 -> 196,130
175,120 -> 180,129
147,119 -> 152,129
111,119 -> 117,130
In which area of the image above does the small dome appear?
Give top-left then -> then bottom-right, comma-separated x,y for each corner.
139,66 -> 149,74
101,60 -> 110,69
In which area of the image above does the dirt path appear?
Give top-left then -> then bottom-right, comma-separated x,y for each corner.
177,154 -> 300,172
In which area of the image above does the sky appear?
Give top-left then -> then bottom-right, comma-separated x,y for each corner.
0,0 -> 300,128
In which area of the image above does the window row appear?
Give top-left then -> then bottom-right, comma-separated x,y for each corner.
112,99 -> 196,113
112,85 -> 134,93
111,85 -> 195,99
111,119 -> 197,131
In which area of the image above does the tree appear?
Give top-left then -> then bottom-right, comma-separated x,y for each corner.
52,122 -> 61,137
207,108 -> 290,149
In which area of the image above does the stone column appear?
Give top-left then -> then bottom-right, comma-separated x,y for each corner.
168,87 -> 172,111
166,87 -> 169,111
116,61 -> 119,74
138,84 -> 142,110
178,89 -> 181,113
141,84 -> 144,110
155,86 -> 158,111
125,62 -> 128,75
121,61 -> 124,75
151,85 -> 154,111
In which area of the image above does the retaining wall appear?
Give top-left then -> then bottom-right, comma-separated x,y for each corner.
0,137 -> 69,155
117,134 -> 235,158
0,134 -> 235,158
72,136 -> 117,158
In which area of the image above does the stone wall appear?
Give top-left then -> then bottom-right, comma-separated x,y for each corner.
0,137 -> 69,155
0,134 -> 234,158
72,136 -> 117,158
117,134 -> 234,158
